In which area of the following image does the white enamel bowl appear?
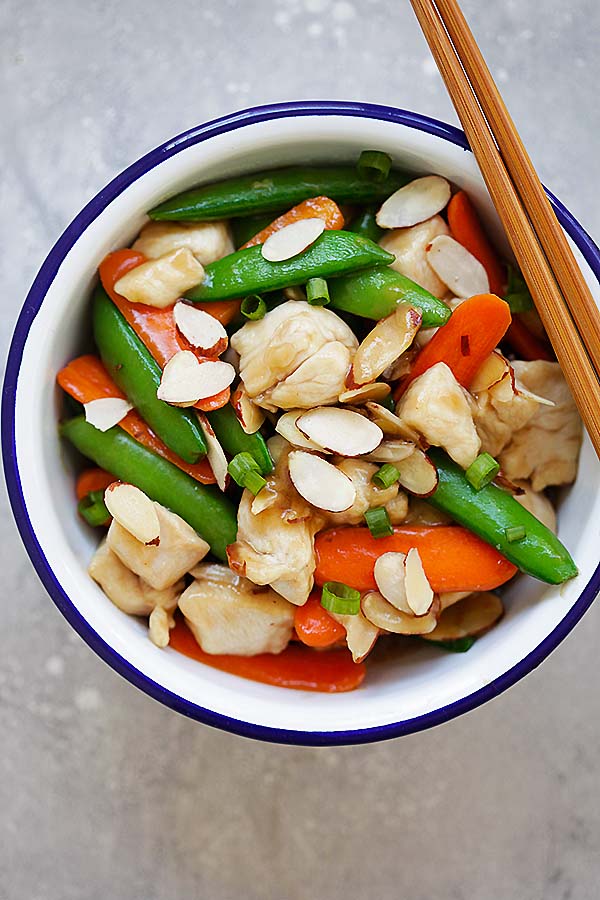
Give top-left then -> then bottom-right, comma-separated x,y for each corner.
4,101 -> 600,745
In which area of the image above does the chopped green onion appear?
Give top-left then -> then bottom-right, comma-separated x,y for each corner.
504,265 -> 534,313
505,524 -> 526,543
241,294 -> 267,320
379,392 -> 396,413
364,506 -> 394,538
78,490 -> 110,527
372,463 -> 401,489
424,636 -> 476,653
357,150 -> 392,183
321,581 -> 361,615
465,452 -> 500,491
228,451 -> 266,495
306,277 -> 330,306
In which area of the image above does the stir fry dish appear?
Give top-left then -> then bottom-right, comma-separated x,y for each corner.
58,152 -> 582,692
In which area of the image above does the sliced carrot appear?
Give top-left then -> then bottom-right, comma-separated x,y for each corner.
294,592 -> 346,648
505,316 -> 554,361
169,617 -> 364,692
314,525 -> 517,594
447,191 -> 506,296
241,196 -> 345,249
396,293 -> 512,397
75,467 -> 115,501
57,355 -> 216,484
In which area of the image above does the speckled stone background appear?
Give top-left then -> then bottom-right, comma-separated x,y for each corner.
2,1 -> 600,897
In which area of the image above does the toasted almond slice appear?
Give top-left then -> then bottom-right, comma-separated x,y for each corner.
404,548 -> 434,615
470,350 -> 510,393
376,175 -> 451,229
421,592 -> 504,641
489,366 -> 517,403
84,397 -> 132,432
231,384 -> 266,434
426,235 -> 490,298
439,590 -> 472,610
288,450 -> 356,512
266,434 -> 289,464
157,351 -> 235,405
296,407 -> 382,456
197,413 -> 228,491
364,439 -> 416,464
395,449 -> 438,497
173,302 -> 228,355
114,248 -> 205,308
373,552 -> 412,613
350,305 -> 422,387
104,483 -> 160,545
330,610 -> 379,663
514,381 -> 555,406
275,410 -> 325,451
261,218 -> 326,262
364,402 -> 420,442
339,383 -> 391,405
362,591 -> 440,634
148,606 -> 172,648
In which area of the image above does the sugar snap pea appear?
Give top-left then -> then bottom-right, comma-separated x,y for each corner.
207,404 -> 273,475
347,207 -> 383,243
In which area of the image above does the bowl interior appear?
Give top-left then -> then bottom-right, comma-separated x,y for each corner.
11,110 -> 600,740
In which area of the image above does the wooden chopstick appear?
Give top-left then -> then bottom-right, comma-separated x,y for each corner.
409,0 -> 600,458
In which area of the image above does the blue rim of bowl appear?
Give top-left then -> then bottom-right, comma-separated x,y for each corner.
3,100 -> 600,746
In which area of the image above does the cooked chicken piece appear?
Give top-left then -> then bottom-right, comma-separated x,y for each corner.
379,215 -> 450,297
472,369 -> 539,457
107,503 -> 209,590
89,540 -> 181,646
396,362 -> 480,468
230,301 -> 358,411
132,220 -> 234,265
179,563 -> 294,656
514,481 -> 557,533
227,447 -> 326,605
325,459 -> 400,526
385,491 -> 410,524
499,361 -> 582,490
404,497 -> 453,526
113,248 -> 204,308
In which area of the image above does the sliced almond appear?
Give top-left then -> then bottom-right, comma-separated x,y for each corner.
331,610 -> 379,663
197,413 -> 228,491
373,552 -> 412,614
113,248 -> 204,308
395,449 -> 438,497
261,218 -> 326,262
157,351 -> 235,405
421,592 -> 503,641
231,384 -> 266,434
404,548 -> 434,615
514,381 -> 555,407
470,351 -> 510,393
362,591 -> 440,634
296,407 -> 382,457
275,410 -> 325,451
376,175 -> 451,229
426,235 -> 489,298
350,305 -> 422,387
339,383 -> 391,405
364,402 -> 420,442
84,397 -> 132,432
288,450 -> 356,512
104,483 -> 160,545
173,301 -> 228,355
439,590 -> 472,610
364,438 -> 416,464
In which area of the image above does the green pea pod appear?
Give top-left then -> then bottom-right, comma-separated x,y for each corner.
328,266 -> 451,327
186,232 -> 394,302
207,404 -> 273,475
93,287 -> 206,464
149,166 -> 409,221
427,449 -> 577,585
347,207 -> 383,243
232,212 -> 280,249
60,417 -> 237,560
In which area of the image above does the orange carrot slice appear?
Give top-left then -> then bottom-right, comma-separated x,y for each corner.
294,592 -> 346,648
447,191 -> 506,296
241,196 -> 345,248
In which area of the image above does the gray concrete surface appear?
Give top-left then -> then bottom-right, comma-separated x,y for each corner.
1,1 -> 600,897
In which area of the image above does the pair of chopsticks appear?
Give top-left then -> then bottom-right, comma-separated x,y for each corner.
410,0 -> 600,458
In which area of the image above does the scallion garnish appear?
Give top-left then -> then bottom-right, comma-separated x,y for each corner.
241,294 -> 267,320
424,636 -> 476,653
379,392 -> 396,413
505,524 -> 526,543
228,451 -> 266,495
321,581 -> 361,615
364,506 -> 394,538
357,149 -> 393,183
504,265 -> 534,313
372,463 -> 401,489
78,490 -> 110,527
306,276 -> 330,306
465,452 -> 500,491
